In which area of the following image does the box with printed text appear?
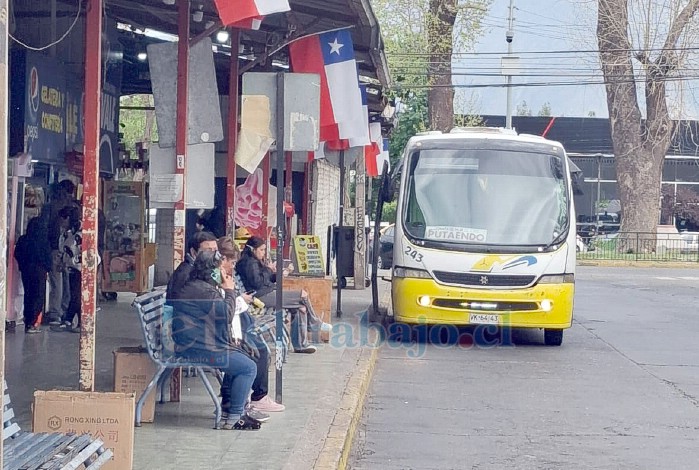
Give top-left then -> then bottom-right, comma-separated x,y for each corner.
33,391 -> 135,470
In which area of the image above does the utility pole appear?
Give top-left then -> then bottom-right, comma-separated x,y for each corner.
505,0 -> 515,129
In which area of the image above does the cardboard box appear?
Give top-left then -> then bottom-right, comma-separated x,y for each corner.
33,391 -> 135,470
114,346 -> 157,423
283,276 -> 333,342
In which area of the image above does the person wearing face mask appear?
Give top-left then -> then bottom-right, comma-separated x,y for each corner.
235,236 -> 331,354
171,249 -> 262,430
218,238 -> 285,414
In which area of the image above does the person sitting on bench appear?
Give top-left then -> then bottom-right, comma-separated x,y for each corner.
171,249 -> 262,430
218,237 -> 285,414
166,231 -> 218,302
236,236 -> 330,354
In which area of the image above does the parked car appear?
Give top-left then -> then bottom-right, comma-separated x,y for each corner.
378,224 -> 395,269
680,231 -> 699,253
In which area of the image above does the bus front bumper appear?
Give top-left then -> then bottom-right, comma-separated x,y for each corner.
392,277 -> 574,329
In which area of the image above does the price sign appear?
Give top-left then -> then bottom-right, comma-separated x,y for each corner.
292,235 -> 325,276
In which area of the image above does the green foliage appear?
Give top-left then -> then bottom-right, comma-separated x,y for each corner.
382,200 -> 397,224
516,100 -> 532,116
119,94 -> 158,155
538,102 -> 553,117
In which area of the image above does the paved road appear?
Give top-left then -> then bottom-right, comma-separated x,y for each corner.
350,267 -> 699,470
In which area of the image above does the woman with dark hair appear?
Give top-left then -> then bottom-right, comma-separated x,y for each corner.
218,237 -> 285,414
14,217 -> 52,333
235,236 -> 330,354
172,249 -> 262,430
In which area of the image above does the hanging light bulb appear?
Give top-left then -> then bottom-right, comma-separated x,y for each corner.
216,30 -> 230,43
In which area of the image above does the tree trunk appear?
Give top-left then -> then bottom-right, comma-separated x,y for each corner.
597,0 -> 699,241
427,0 -> 457,132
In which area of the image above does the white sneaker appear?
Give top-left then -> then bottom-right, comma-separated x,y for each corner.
251,395 -> 285,412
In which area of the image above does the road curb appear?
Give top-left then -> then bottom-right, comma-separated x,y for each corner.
314,343 -> 379,470
578,260 -> 699,268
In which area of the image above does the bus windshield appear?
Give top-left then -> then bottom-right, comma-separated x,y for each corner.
403,147 -> 569,248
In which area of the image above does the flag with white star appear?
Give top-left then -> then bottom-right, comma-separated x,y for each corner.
289,29 -> 365,144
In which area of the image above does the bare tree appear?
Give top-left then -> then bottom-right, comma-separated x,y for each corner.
597,0 -> 699,237
427,0 -> 458,132
373,0 -> 490,132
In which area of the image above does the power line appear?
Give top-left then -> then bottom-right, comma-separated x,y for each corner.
387,45 -> 699,56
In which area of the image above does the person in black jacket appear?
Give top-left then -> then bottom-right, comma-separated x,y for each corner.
235,236 -> 330,354
14,217 -> 52,333
166,231 -> 218,302
218,237 -> 285,414
171,250 -> 262,430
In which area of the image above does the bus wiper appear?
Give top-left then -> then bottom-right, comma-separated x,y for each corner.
540,230 -> 567,252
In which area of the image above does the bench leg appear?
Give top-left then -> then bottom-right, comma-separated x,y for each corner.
157,368 -> 174,404
196,367 -> 222,430
136,365 -> 166,426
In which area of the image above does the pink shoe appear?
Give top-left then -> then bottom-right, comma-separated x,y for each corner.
251,395 -> 286,412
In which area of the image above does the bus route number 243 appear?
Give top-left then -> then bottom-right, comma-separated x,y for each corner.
404,246 -> 423,263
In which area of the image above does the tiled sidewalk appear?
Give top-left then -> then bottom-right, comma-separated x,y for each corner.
4,287 -> 375,469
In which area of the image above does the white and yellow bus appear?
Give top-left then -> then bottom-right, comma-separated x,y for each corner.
384,127 -> 576,346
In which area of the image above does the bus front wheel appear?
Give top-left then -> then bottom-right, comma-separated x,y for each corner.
544,329 -> 563,346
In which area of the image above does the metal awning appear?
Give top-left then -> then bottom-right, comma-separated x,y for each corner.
104,0 -> 390,114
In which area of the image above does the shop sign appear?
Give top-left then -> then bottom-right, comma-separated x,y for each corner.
24,52 -> 67,164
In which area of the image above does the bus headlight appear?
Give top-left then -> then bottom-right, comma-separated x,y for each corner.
541,299 -> 553,311
417,295 -> 431,307
538,274 -> 574,284
393,267 -> 432,279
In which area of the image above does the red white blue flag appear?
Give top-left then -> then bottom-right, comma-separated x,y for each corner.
289,29 -> 365,143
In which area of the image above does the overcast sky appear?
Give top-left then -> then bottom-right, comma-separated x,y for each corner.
455,0 -> 609,118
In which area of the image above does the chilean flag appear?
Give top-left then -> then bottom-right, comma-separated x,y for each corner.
348,84 -> 371,148
365,122 -> 382,177
214,0 -> 289,27
289,29 -> 365,143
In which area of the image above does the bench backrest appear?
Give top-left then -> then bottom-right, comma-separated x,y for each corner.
2,381 -> 21,441
132,287 -> 172,364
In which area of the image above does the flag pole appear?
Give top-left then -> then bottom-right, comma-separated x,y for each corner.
274,71 -> 286,403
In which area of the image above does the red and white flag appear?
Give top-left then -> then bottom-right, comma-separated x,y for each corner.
348,84 -> 371,148
231,16 -> 264,30
214,0 -> 289,27
289,29 -> 365,143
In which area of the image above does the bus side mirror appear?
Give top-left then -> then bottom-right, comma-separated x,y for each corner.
379,161 -> 395,203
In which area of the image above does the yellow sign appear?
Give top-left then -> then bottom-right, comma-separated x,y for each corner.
292,235 -> 325,276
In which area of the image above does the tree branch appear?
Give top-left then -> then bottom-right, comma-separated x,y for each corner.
657,0 -> 699,73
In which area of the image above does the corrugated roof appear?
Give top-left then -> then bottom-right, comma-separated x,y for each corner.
478,115 -> 699,156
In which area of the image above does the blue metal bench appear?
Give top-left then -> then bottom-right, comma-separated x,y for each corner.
235,275 -> 291,363
3,381 -> 113,470
132,288 -> 223,429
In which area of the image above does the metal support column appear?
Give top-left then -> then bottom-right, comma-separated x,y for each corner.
302,162 -> 311,234
354,149 -> 366,290
262,153 -> 271,238
335,150 -> 345,318
171,0 -> 191,403
274,72 -> 286,404
79,0 -> 103,392
0,0 -> 9,463
226,29 -> 240,237
284,151 -> 292,258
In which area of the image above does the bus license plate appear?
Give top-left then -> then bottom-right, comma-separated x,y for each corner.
469,314 -> 499,325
